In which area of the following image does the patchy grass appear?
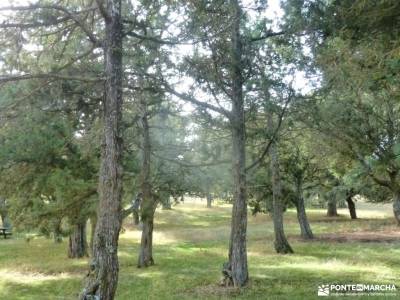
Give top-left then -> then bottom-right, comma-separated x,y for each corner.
0,200 -> 399,299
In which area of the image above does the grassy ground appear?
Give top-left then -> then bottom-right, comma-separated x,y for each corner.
0,200 -> 399,299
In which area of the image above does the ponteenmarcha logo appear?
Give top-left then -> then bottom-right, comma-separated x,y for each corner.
317,283 -> 397,297
317,285 -> 330,296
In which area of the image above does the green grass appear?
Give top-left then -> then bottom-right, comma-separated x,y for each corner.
0,201 -> 399,299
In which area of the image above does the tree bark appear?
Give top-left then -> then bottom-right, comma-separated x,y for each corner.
345,190 -> 357,219
294,182 -> 314,239
80,1 -> 124,299
132,201 -> 140,225
327,196 -> 338,217
226,0 -> 248,288
137,96 -> 157,268
161,195 -> 171,210
228,119 -> 248,286
130,193 -> 142,225
52,219 -> 63,243
269,134 -> 293,254
68,221 -> 88,258
137,205 -> 156,267
206,192 -> 212,208
393,191 -> 400,226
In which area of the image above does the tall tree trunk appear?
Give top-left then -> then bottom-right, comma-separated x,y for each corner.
68,220 -> 88,258
295,182 -> 314,239
327,197 -> 338,217
161,195 -> 171,210
137,96 -> 157,268
80,1 -> 123,299
269,134 -> 293,254
132,204 -> 140,225
229,122 -> 248,286
53,219 -> 63,243
206,192 -> 212,208
131,192 -> 143,225
226,0 -> 248,288
345,190 -> 357,219
393,191 -> 400,226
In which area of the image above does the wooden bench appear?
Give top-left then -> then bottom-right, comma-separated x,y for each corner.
0,228 -> 12,239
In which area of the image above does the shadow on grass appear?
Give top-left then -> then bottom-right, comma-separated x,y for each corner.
185,261 -> 399,300
292,241 -> 400,272
116,243 -> 228,300
0,275 -> 81,300
0,243 -> 227,300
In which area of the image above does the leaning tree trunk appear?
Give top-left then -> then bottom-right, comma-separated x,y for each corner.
137,96 -> 157,268
295,182 -> 314,239
393,191 -> 400,226
225,0 -> 248,288
327,197 -> 338,217
137,204 -> 156,267
269,136 -> 293,254
345,190 -> 357,219
68,220 -> 88,258
80,1 -> 124,299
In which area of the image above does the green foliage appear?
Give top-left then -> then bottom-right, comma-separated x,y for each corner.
289,0 -> 400,201
0,84 -> 98,235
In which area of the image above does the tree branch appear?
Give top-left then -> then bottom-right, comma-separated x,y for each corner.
152,151 -> 230,168
250,30 -> 286,42
120,204 -> 135,220
357,154 -> 393,189
0,73 -> 103,84
163,84 -> 232,119
124,31 -> 182,45
246,90 -> 293,172
0,17 -> 71,29
0,5 -> 102,47
95,0 -> 111,21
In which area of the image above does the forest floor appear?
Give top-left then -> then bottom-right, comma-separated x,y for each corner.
0,200 -> 399,299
